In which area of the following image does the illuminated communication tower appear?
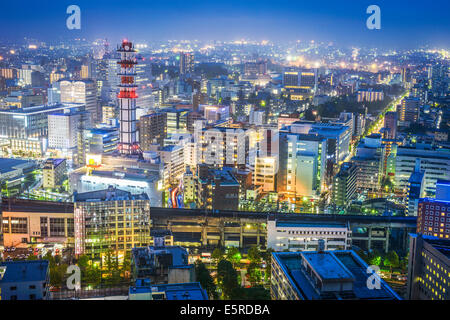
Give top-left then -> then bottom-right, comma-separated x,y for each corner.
117,39 -> 140,155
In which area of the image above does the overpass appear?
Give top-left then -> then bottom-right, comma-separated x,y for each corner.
149,207 -> 417,254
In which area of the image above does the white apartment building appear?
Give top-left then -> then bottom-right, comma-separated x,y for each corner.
159,145 -> 185,186
267,220 -> 352,252
198,127 -> 248,167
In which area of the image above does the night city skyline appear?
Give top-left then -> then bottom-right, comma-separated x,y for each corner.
0,0 -> 449,307
0,0 -> 449,49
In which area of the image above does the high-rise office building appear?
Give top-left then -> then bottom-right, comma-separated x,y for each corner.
179,52 -> 194,76
407,169 -> 426,216
290,121 -> 351,164
393,147 -> 450,196
351,135 -> 383,192
159,145 -> 185,187
165,108 -> 190,135
406,234 -> 449,300
48,107 -> 91,151
43,158 -> 67,189
58,79 -> 98,123
139,112 -> 167,150
428,64 -> 449,98
80,63 -> 92,79
196,166 -> 240,211
102,105 -> 116,124
282,68 -> 317,90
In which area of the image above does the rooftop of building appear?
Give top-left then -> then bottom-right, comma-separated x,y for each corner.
74,186 -> 149,202
0,157 -> 35,175
419,197 -> 450,205
129,280 -> 208,300
44,158 -> 65,168
48,108 -> 88,117
0,103 -> 83,115
160,145 -> 182,152
152,282 -> 208,300
301,251 -> 355,281
132,245 -> 189,268
1,198 -> 74,213
89,127 -> 119,135
274,221 -> 348,230
0,260 -> 49,284
408,170 -> 425,183
336,162 -> 356,176
412,234 -> 450,260
140,112 -> 166,118
279,130 -> 326,141
204,167 -> 240,186
85,169 -> 158,182
273,250 -> 401,300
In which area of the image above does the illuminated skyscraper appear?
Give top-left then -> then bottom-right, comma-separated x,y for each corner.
117,40 -> 140,155
180,52 -> 194,76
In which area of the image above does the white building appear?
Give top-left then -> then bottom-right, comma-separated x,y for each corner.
290,121 -> 351,163
267,220 -> 352,252
59,80 -> 98,123
76,170 -> 162,207
394,147 -> 450,196
254,156 -> 277,193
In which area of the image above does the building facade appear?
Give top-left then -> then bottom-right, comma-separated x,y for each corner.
267,220 -> 351,252
73,187 -> 151,260
406,234 -> 449,300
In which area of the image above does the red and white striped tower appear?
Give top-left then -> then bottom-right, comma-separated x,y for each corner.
117,39 -> 140,155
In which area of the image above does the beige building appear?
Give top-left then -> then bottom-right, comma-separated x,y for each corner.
1,199 -> 74,247
43,158 -> 67,189
254,156 -> 277,193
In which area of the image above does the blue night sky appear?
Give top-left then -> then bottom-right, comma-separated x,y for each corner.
1,0 -> 449,48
